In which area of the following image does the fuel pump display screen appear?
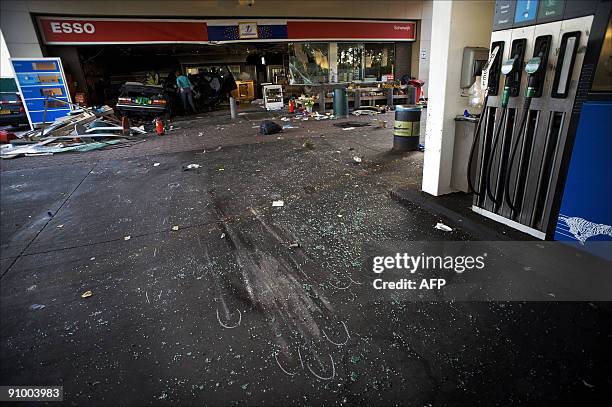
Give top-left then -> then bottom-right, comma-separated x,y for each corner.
514,0 -> 539,24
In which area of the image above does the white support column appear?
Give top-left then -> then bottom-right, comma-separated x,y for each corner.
421,0 -> 494,196
0,1 -> 43,59
422,0 -> 454,196
0,31 -> 13,77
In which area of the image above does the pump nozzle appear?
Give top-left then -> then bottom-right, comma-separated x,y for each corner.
525,53 -> 544,98
500,56 -> 520,107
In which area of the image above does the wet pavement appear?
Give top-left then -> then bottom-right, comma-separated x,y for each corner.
1,109 -> 610,405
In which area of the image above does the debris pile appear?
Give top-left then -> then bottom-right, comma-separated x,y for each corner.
0,106 -> 147,159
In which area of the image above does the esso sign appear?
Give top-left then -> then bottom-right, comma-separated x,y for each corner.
49,22 -> 95,35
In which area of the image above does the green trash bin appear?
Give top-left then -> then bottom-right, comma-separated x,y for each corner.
333,88 -> 349,117
393,106 -> 421,151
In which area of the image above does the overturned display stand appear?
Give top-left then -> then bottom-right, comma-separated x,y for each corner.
10,57 -> 72,130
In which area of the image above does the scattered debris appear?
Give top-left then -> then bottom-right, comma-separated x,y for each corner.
30,304 -> 46,310
0,105 -> 142,159
182,163 -> 201,171
172,226 -> 179,231
288,242 -> 301,248
352,156 -> 362,163
220,233 -> 226,239
124,236 -> 131,241
342,127 -> 356,131
373,119 -> 388,128
1,139 -> 123,159
334,121 -> 371,128
57,224 -> 64,228
353,109 -> 379,116
81,290 -> 93,298
302,140 -> 314,150
272,200 -> 284,207
153,162 -> 160,167
282,124 -> 296,129
435,222 -> 453,232
259,120 -> 283,135
582,379 -> 595,388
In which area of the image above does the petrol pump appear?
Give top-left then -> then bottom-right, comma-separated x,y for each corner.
467,0 -> 612,243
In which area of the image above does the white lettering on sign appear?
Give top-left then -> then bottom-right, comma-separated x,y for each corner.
49,22 -> 95,34
394,25 -> 411,31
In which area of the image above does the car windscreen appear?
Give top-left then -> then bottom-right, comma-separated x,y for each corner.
0,92 -> 20,102
120,86 -> 166,98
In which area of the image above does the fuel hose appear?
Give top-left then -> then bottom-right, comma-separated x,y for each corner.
466,95 -> 489,197
504,97 -> 532,212
484,107 -> 507,205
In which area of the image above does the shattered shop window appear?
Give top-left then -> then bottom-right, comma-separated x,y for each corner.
364,43 -> 395,81
288,43 -> 330,84
337,43 -> 364,82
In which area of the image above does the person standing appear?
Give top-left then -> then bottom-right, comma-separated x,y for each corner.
176,71 -> 197,114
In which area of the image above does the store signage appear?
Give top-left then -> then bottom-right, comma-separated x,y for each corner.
49,21 -> 96,34
287,21 -> 416,41
10,58 -> 72,128
37,17 -> 416,44
38,17 -> 208,44
238,23 -> 258,39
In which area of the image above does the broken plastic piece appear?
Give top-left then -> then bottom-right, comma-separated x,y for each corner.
272,200 -> 284,207
435,222 -> 453,232
81,290 -> 93,298
182,163 -> 200,171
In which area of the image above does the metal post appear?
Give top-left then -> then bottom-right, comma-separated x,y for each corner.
354,89 -> 361,110
386,88 -> 394,107
319,89 -> 326,114
229,96 -> 237,119
41,96 -> 49,135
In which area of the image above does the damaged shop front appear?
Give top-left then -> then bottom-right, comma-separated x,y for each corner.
36,17 -> 418,115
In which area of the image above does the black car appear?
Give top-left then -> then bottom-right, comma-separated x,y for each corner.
116,82 -> 170,118
0,78 -> 28,127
